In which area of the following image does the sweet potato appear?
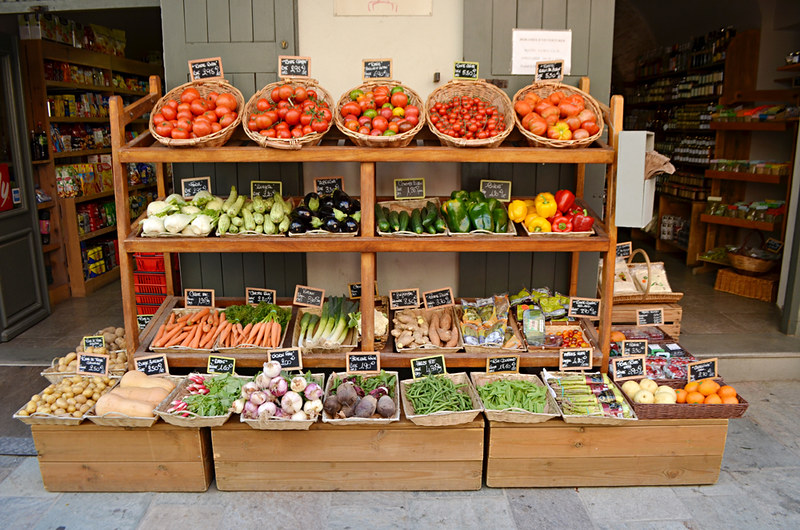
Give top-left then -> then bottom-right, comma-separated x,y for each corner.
428,312 -> 441,346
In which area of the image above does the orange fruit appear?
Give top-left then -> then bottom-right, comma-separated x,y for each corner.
686,391 -> 705,404
610,331 -> 626,343
722,396 -> 739,405
684,381 -> 699,393
675,388 -> 688,403
698,379 -> 720,397
704,393 -> 723,404
718,385 -> 737,399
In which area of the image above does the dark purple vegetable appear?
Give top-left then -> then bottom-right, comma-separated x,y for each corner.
354,395 -> 377,418
323,394 -> 340,416
376,395 -> 396,418
336,382 -> 358,406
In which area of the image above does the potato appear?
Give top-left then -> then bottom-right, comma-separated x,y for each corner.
64,352 -> 77,363
115,327 -> 124,337
25,402 -> 36,413
102,332 -> 116,344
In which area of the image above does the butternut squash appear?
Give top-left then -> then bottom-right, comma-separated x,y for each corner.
120,371 -> 175,392
95,392 -> 155,418
110,386 -> 168,406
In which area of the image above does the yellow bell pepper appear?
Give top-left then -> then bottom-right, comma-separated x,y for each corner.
525,215 -> 552,233
508,200 -> 528,223
523,199 -> 536,210
534,192 -> 557,218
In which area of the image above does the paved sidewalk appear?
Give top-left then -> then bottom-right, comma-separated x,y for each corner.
1,380 -> 798,529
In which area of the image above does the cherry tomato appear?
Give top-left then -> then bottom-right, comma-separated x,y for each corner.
278,84 -> 293,101
256,98 -> 270,112
247,119 -> 259,131
294,87 -> 307,102
255,114 -> 272,130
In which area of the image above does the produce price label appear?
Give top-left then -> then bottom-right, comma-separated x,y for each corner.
535,59 -> 564,82
246,287 -> 276,306
348,281 -> 378,300
765,238 -> 783,253
688,358 -> 718,382
616,241 -> 632,258
207,355 -> 235,374
479,180 -> 512,202
279,55 -> 310,78
637,308 -> 664,327
411,354 -> 447,379
135,354 -> 169,376
612,355 -> 646,381
293,285 -> 325,308
347,352 -> 380,373
185,289 -> 215,308
559,348 -> 592,371
269,348 -> 303,371
188,57 -> 223,80
389,288 -> 420,310
568,297 -> 601,320
393,178 -> 425,200
423,287 -> 454,309
486,355 -> 519,374
83,335 -> 105,350
250,181 -> 282,199
314,177 -> 344,196
181,177 -> 211,199
362,58 -> 392,80
453,61 -> 479,80
77,353 -> 109,376
621,339 -> 648,357
137,314 -> 154,331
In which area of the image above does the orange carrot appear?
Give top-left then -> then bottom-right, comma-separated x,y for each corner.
246,322 -> 260,344
164,331 -> 189,348
252,322 -> 265,346
195,307 -> 211,320
189,326 -> 203,349
168,313 -> 176,326
272,321 -> 281,347
180,327 -> 196,347
241,323 -> 253,340
155,324 -> 183,347
218,321 -> 232,344
154,323 -> 167,343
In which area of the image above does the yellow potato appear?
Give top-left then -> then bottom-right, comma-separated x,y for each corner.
75,394 -> 87,404
86,399 -> 95,407
31,394 -> 41,402
44,394 -> 56,404
64,352 -> 77,363
82,389 -> 93,398
92,392 -> 100,401
66,398 -> 76,406
71,375 -> 82,383
43,387 -> 54,395
17,410 -> 29,417
79,404 -> 90,413
72,411 -> 82,418
25,402 -> 37,413
53,408 -> 66,416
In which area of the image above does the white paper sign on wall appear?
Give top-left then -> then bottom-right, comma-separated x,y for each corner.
511,29 -> 572,76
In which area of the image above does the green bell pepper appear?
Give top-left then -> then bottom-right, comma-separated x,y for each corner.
491,206 -> 509,233
450,190 -> 469,202
468,201 -> 493,231
487,198 -> 501,212
445,199 -> 470,233
469,190 -> 486,202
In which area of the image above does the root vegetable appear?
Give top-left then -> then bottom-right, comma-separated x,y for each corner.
303,399 -> 323,417
263,360 -> 282,378
290,376 -> 308,393
241,381 -> 259,399
304,382 -> 323,401
323,394 -> 341,415
291,411 -> 308,421
336,382 -> 358,406
429,313 -> 442,346
438,329 -> 452,342
440,310 -> 452,330
281,391 -> 303,415
354,395 -> 377,418
445,323 -> 459,347
269,377 -> 288,397
257,401 -> 277,418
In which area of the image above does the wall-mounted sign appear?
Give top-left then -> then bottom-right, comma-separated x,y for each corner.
511,29 -> 572,76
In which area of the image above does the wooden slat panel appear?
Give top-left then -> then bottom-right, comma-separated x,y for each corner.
183,0 -> 209,43
207,0 -> 232,42
566,0 -> 591,75
253,0 -> 277,42
517,0 -> 544,27
213,162 -> 236,195
39,461 -> 212,492
587,0 -> 615,104
463,0 -> 493,66
230,0 -> 255,42
256,71 -> 277,88
178,254 -> 203,287
274,0 -> 295,54
491,0 -> 517,76
542,0 -> 567,28
230,72 -> 256,101
199,254 -> 225,292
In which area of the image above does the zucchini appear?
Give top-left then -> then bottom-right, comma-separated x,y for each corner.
221,186 -> 237,212
231,216 -> 244,227
389,210 -> 400,232
411,208 -> 423,234
242,208 -> 256,231
375,204 -> 390,232
218,213 -> 231,234
398,210 -> 410,232
227,195 -> 245,217
422,201 -> 437,228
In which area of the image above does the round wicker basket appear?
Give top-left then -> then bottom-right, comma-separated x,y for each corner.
149,79 -> 245,148
242,78 -> 334,150
727,252 -> 777,275
334,80 -> 427,148
512,82 -> 604,148
425,80 -> 514,148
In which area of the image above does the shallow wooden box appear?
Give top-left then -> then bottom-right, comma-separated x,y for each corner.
611,302 -> 682,338
211,415 -> 484,491
485,418 -> 728,487
31,422 -> 213,492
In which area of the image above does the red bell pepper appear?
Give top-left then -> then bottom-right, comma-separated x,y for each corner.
572,208 -> 595,232
555,190 -> 575,213
552,215 -> 573,232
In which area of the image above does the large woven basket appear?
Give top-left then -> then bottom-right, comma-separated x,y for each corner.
400,372 -> 483,426
426,80 -> 514,148
727,252 -> 777,275
149,79 -> 245,148
334,80 -> 427,147
243,78 -> 334,150
154,374 -> 246,427
512,82 -> 604,148
626,379 -> 748,420
612,249 -> 684,304
321,371 -> 401,425
470,372 -> 561,424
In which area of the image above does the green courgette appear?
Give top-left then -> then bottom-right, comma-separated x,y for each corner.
411,208 -> 423,234
376,204 -> 390,232
398,210 -> 410,232
389,210 -> 400,231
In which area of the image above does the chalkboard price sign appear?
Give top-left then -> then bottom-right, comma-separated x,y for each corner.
393,178 -> 425,200
568,297 -> 601,320
422,287 -> 454,309
246,287 -> 276,306
479,180 -> 512,202
411,354 -> 446,379
637,308 -> 664,327
389,288 -> 420,310
250,181 -> 282,199
314,177 -> 344,196
135,354 -> 169,376
348,281 -> 378,300
279,55 -> 310,78
616,241 -> 632,258
185,289 -> 215,308
486,355 -> 519,374
688,358 -> 718,382
207,355 -> 235,374
362,58 -> 392,80
612,355 -> 646,381
269,348 -> 303,371
181,177 -> 211,199
621,339 -> 648,357
83,335 -> 105,350
535,60 -> 564,82
765,238 -> 783,254
137,314 -> 154,331
347,352 -> 381,373
559,348 -> 593,371
77,353 -> 109,376
188,57 -> 223,80
293,285 -> 325,308
453,61 -> 479,80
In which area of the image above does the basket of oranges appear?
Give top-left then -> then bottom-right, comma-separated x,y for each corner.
620,377 -> 748,420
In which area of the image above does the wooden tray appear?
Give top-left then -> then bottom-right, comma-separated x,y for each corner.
542,371 -> 638,425
626,379 -> 748,420
154,374 -> 244,427
321,371 -> 401,425
216,305 -> 292,354
84,375 -> 182,428
393,306 -> 464,354
376,198 -> 449,237
149,308 -> 219,354
400,372 -> 483,426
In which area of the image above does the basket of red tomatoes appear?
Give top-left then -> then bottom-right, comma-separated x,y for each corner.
149,80 -> 244,147
425,80 -> 514,148
512,83 -> 604,148
334,80 -> 426,148
243,79 -> 334,150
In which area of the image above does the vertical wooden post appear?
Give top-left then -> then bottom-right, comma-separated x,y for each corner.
360,162 -> 376,351
570,77 -> 592,298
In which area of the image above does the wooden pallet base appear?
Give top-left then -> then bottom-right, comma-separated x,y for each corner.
486,418 -> 727,487
611,302 -> 682,338
31,422 -> 213,492
211,417 -> 484,491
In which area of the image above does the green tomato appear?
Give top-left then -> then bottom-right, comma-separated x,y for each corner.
349,89 -> 364,101
390,86 -> 405,95
381,102 -> 393,109
382,130 -> 396,136
363,108 -> 378,118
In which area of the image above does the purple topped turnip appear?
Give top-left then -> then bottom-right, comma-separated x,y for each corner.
304,382 -> 323,401
249,390 -> 267,406
291,376 -> 308,393
281,391 -> 303,415
241,381 -> 259,399
304,399 -> 323,417
270,376 -> 288,397
257,401 -> 277,419
263,360 -> 282,378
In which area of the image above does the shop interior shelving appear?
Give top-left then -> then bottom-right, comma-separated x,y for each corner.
110,76 -> 623,371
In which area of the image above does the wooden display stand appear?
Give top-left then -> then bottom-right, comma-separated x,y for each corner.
611,302 -> 682,338
31,422 -> 213,492
211,418 -> 485,491
485,418 -> 728,487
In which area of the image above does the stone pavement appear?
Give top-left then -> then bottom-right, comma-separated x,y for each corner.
1,380 -> 798,529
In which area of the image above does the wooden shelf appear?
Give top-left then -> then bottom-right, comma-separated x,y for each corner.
37,201 -> 55,210
49,116 -> 110,123
704,170 -> 782,184
46,80 -> 113,93
113,87 -> 148,96
74,183 -> 156,204
41,242 -> 60,253
662,128 -> 714,134
777,63 -> 800,72
53,148 -> 112,159
79,224 -> 116,242
699,214 -> 775,231
32,159 -> 51,165
627,95 -> 719,109
710,121 -> 788,131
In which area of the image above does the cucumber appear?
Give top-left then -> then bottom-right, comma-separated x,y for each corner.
435,215 -> 447,233
422,202 -> 437,228
398,210 -> 410,232
411,208 -> 423,234
375,204 -> 390,232
389,210 -> 400,232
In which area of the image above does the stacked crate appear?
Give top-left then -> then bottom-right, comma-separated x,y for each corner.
134,253 -> 166,314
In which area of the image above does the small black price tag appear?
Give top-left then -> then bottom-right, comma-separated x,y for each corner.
621,339 -> 648,357
616,241 -> 632,258
250,181 -> 282,199
612,355 -> 646,381
347,352 -> 380,373
207,355 -> 235,374
362,58 -> 392,80
348,281 -> 378,300
486,355 -> 519,374
181,176 -> 211,199
389,288 -> 420,310
453,61 -> 479,80
246,287 -> 276,306
535,60 -> 564,82
279,55 -> 310,78
137,314 -> 154,331
83,335 -> 105,350
559,348 -> 592,371
637,308 -> 664,327
393,178 -> 425,200
185,289 -> 215,308
411,354 -> 446,379
293,285 -> 325,308
422,287 -> 454,309
479,180 -> 512,202
135,354 -> 169,376
314,177 -> 344,196
269,348 -> 303,371
688,358 -> 718,382
568,297 -> 601,320
765,238 -> 783,254
77,353 -> 109,376
188,57 -> 223,81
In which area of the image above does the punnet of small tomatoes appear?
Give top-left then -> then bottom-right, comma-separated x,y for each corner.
338,84 -> 421,138
246,84 -> 332,140
514,89 -> 601,143
429,96 -> 506,140
152,86 -> 240,140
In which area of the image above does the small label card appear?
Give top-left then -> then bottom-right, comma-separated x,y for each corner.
389,288 -> 420,310
411,354 -> 446,379
77,353 -> 109,376
250,181 -> 282,199
279,55 -> 310,77
454,61 -> 479,80
559,348 -> 592,371
137,314 -> 154,331
394,178 -> 425,200
293,285 -> 325,308
185,289 -> 215,308
83,335 -> 105,350
269,348 -> 303,371
621,339 -> 648,357
135,354 -> 169,376
637,308 -> 664,327
616,241 -> 632,258
363,58 -> 392,80
535,59 -> 564,82
487,355 -> 519,374
314,177 -> 343,196
479,180 -> 512,202
189,57 -> 223,80
688,358 -> 719,383
612,355 -> 646,382
422,287 -> 454,309
207,355 -> 235,374
181,176 -> 211,199
347,352 -> 380,373
765,238 -> 783,254
349,281 -> 379,300
246,287 -> 276,306
568,297 -> 601,320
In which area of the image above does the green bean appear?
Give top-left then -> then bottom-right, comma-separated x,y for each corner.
407,375 -> 473,414
477,379 -> 548,413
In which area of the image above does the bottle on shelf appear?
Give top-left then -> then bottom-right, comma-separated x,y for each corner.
35,121 -> 48,160
39,210 -> 50,245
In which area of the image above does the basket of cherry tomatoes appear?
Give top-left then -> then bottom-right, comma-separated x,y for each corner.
149,79 -> 244,147
512,82 -> 604,148
334,80 -> 426,148
425,80 -> 514,148
243,79 -> 334,150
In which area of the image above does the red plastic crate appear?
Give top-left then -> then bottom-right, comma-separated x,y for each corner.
134,253 -> 165,272
133,271 -> 167,286
136,303 -> 162,315
135,293 -> 167,305
134,283 -> 168,295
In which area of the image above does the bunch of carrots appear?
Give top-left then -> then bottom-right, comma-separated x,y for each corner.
152,308 -> 225,350
217,314 -> 283,348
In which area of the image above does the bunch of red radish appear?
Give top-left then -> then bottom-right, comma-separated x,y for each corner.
166,374 -> 209,417
514,90 -> 600,141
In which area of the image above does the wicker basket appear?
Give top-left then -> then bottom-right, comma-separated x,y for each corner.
154,374 -> 246,427
334,80 -> 427,147
470,372 -> 561,423
727,252 -> 777,275
456,306 -> 527,355
292,307 -> 358,355
243,78 -> 334,150
543,371 -> 638,425
149,79 -> 245,148
85,375 -> 182,428
714,268 -> 779,302
241,373 -> 324,430
14,376 -> 120,426
521,222 -> 595,238
355,298 -> 390,351
626,379 -> 748,420
149,308 -> 219,354
376,198 -> 449,237
400,372 -> 483,426
512,82 -> 604,148
321,371 -> 401,425
426,80 -> 514,148
612,249 -> 684,305
393,306 -> 464,354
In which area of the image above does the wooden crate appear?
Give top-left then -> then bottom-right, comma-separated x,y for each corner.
211,417 -> 484,491
715,268 -> 779,302
31,422 -> 213,492
611,302 -> 682,338
486,418 -> 728,487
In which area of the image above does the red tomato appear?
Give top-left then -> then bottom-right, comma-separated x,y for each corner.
374,93 -> 389,107
201,111 -> 218,123
215,93 -> 237,111
577,109 -> 595,123
278,85 -> 293,101
205,91 -> 219,105
214,105 -> 230,118
255,114 -> 273,130
581,121 -> 600,135
177,102 -> 191,114
277,107 -> 289,120
180,87 -> 200,104
270,87 -> 281,103
219,112 -> 236,128
369,128 -> 382,136
155,121 -> 173,137
152,112 -> 165,123
193,120 -> 212,137
265,110 -> 278,123
161,106 -> 177,121
404,115 -> 419,126
358,126 -> 370,135
319,108 -> 332,122
345,119 -> 359,132
170,127 -> 190,139
534,100 -> 553,114
528,118 -> 547,136
398,121 -> 413,133
300,113 -> 313,126
302,125 -> 313,135
256,98 -> 270,112
558,102 -> 580,117
564,116 -> 581,131
177,118 -> 193,131
372,116 -> 388,132
379,107 -> 393,120
306,89 -> 318,100
341,102 -> 361,117
166,100 -> 179,111
247,119 -> 259,131
358,116 -> 371,126
211,122 -> 222,133
514,100 -> 532,117
548,91 -> 566,105
277,129 -> 291,139
284,108 -> 301,126
190,99 -> 208,116
390,92 -> 408,108
294,87 -> 307,102
405,105 -> 419,117
290,126 -> 303,138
